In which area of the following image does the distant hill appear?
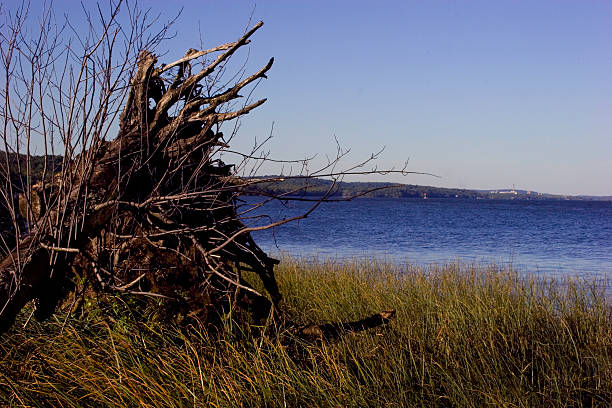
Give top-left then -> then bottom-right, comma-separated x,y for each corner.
245,176 -> 612,202
0,152 -> 63,252
0,151 -> 62,189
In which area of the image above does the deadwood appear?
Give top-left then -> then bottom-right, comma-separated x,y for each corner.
0,4 -> 396,337
0,16 -> 283,332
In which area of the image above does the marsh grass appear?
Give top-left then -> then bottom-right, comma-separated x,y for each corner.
1,258 -> 610,407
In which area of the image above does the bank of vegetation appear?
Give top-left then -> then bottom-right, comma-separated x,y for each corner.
1,258 -> 610,407
249,177 -> 612,201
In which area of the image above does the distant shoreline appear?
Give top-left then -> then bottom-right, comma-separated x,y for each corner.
245,176 -> 612,202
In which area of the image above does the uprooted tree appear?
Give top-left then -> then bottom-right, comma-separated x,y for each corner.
0,2 -> 398,336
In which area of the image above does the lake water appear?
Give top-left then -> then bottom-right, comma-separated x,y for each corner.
244,197 -> 612,283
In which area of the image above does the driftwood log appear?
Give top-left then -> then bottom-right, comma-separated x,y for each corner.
0,22 -> 394,337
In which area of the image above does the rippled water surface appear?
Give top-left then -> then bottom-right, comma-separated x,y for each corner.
245,197 -> 612,282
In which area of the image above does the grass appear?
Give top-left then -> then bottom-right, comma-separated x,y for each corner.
0,258 -> 610,407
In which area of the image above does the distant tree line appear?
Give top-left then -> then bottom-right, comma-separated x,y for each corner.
1,151 -> 63,188
1,152 -> 63,246
250,177 -> 496,200
246,176 -> 593,201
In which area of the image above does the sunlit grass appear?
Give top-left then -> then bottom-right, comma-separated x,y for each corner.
1,258 -> 610,407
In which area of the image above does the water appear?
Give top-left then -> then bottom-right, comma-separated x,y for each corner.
243,197 -> 612,283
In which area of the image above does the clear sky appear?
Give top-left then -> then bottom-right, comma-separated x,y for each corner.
47,1 -> 612,195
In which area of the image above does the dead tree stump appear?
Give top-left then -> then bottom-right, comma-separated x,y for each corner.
0,22 -> 281,332
0,21 -> 394,338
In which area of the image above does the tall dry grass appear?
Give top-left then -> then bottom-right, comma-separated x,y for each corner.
1,258 -> 610,407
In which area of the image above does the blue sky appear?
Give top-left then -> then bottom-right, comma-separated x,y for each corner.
50,1 -> 612,195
